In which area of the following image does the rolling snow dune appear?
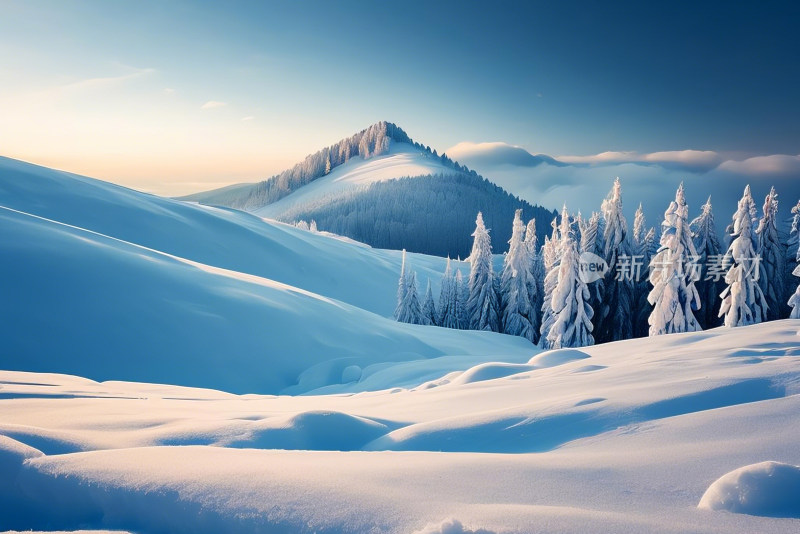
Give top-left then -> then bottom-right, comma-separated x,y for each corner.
0,320 -> 799,533
0,155 -> 457,317
0,203 -> 532,394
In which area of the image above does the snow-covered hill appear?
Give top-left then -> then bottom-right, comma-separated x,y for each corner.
1,320 -> 799,533
183,122 -> 556,257
254,142 -> 455,218
0,155 -> 533,394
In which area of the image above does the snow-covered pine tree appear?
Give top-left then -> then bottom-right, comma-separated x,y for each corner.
456,269 -> 469,329
539,216 -> 562,348
690,197 -> 724,329
597,178 -> 634,342
437,258 -> 459,329
789,269 -> 800,319
421,279 -> 437,326
579,211 -> 606,335
546,210 -> 594,349
635,226 -> 657,337
786,199 -> 800,309
756,187 -> 786,320
394,250 -> 408,321
309,220 -> 318,232
572,212 -> 583,247
648,183 -> 702,336
467,212 -> 501,331
632,204 -> 655,337
524,218 -> 543,344
719,185 -> 769,327
501,209 -> 536,342
394,250 -> 423,324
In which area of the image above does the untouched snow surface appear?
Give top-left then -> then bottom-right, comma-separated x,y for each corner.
0,321 -> 799,533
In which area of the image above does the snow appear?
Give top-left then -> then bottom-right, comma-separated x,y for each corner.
0,156 -> 531,395
0,155 -> 454,318
2,155 -> 800,533
254,142 -> 457,219
698,461 -> 800,518
0,319 -> 799,532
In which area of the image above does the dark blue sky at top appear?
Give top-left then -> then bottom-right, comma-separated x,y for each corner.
2,0 -> 799,187
202,0 -> 800,156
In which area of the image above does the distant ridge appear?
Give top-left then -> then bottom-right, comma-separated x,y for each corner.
182,121 -> 556,257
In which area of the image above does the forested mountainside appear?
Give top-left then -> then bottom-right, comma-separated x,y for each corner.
182,121 -> 555,256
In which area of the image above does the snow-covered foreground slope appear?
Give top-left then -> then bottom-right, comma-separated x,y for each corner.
1,321 -> 799,533
254,142 -> 456,219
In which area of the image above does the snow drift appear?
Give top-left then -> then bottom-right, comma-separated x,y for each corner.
698,461 -> 800,518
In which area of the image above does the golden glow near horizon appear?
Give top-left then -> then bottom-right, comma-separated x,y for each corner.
0,65 -> 315,195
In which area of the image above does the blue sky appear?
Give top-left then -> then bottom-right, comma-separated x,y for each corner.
1,0 -> 798,194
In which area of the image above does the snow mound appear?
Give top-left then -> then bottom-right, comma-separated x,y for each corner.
698,461 -> 800,517
452,362 -> 534,385
412,518 -> 497,534
0,435 -> 43,479
528,348 -> 590,367
231,411 -> 390,451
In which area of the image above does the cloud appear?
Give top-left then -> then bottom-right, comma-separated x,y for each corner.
201,101 -> 227,110
19,66 -> 155,105
163,87 -> 176,95
558,150 -> 722,172
448,141 -> 800,177
717,154 -> 800,175
241,116 -> 255,121
447,141 -> 564,168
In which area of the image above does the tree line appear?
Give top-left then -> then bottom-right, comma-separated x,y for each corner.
395,178 -> 800,348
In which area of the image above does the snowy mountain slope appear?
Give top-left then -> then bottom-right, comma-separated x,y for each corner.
0,321 -> 798,533
0,155 -> 456,317
254,142 -> 455,218
181,122 -> 556,257
0,202 -> 532,394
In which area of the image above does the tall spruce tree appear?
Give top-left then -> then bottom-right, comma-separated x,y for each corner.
546,209 -> 594,349
438,258 -> 459,329
648,183 -> 702,335
541,209 -> 572,347
579,211 -> 606,335
524,218 -> 543,344
501,210 -> 536,341
394,250 -> 423,324
597,178 -> 634,342
421,279 -> 438,326
632,204 -> 655,337
786,200 -> 800,310
690,197 -> 724,329
467,213 -> 501,331
719,185 -> 769,327
456,269 -> 469,329
756,187 -> 786,320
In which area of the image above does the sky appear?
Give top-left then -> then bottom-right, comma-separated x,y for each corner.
1,0 -> 798,196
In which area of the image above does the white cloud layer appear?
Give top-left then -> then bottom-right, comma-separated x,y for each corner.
448,141 -> 800,176
718,154 -> 800,175
201,101 -> 227,110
